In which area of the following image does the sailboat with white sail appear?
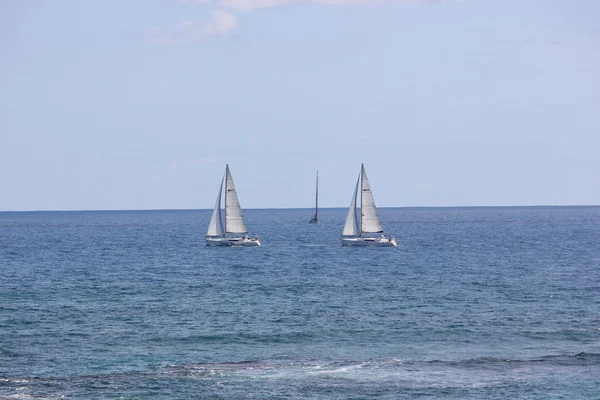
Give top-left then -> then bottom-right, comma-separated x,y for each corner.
309,171 -> 319,223
205,165 -> 261,246
341,164 -> 396,247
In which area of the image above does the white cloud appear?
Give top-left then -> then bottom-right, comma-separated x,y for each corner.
146,10 -> 237,44
179,0 -> 214,3
216,0 -> 460,11
218,0 -> 376,11
147,0 -> 465,43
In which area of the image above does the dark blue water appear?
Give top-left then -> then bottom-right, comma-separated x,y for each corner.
1,207 -> 599,399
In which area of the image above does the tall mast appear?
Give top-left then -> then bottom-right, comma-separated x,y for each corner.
359,164 -> 363,235
224,164 -> 228,235
315,171 -> 319,219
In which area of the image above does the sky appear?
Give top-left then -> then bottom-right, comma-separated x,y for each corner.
1,0 -> 599,211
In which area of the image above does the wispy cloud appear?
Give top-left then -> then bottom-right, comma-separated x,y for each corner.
180,0 -> 214,4
150,0 -> 465,43
146,10 -> 237,44
215,0 -> 464,11
181,0 -> 465,11
218,0 -> 378,11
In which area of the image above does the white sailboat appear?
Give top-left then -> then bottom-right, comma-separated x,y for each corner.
309,171 -> 319,223
205,165 -> 261,246
341,164 -> 396,247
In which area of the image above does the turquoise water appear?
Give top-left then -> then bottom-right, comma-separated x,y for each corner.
1,207 -> 599,398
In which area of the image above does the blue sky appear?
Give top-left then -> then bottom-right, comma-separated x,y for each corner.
1,0 -> 599,210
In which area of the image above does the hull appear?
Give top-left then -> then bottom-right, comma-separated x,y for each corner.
206,236 -> 261,247
341,236 -> 397,247
309,217 -> 319,223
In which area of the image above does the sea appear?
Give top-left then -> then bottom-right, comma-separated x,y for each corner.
1,206 -> 599,399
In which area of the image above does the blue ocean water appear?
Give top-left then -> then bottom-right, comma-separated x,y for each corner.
1,206 -> 599,399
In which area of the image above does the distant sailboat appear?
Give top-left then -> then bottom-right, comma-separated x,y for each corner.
309,171 -> 319,223
205,165 -> 261,246
341,164 -> 396,247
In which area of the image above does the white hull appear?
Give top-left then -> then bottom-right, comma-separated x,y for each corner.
342,236 -> 397,247
205,236 -> 261,247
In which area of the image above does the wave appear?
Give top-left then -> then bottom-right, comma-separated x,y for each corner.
3,352 -> 600,400
444,352 -> 600,367
3,352 -> 599,384
158,352 -> 600,381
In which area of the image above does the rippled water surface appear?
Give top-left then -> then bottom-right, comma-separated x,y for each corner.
1,207 -> 599,398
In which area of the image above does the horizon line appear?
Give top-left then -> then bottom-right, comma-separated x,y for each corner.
1,204 -> 599,213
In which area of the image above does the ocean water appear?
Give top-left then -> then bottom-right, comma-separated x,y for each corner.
1,206 -> 599,399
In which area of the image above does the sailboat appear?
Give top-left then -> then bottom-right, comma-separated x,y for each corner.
341,164 -> 396,247
205,165 -> 261,246
309,171 -> 319,223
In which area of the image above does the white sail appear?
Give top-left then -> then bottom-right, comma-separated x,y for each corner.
206,175 -> 224,237
342,176 -> 360,237
224,165 -> 248,234
360,164 -> 384,233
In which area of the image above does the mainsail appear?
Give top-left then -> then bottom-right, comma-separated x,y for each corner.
206,175 -> 224,237
360,164 -> 383,233
224,164 -> 248,234
342,176 -> 360,237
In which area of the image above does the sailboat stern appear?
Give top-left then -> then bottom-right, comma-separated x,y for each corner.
231,235 -> 261,246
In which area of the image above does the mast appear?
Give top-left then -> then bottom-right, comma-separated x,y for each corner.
224,165 -> 228,235
359,164 -> 363,236
315,171 -> 319,219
